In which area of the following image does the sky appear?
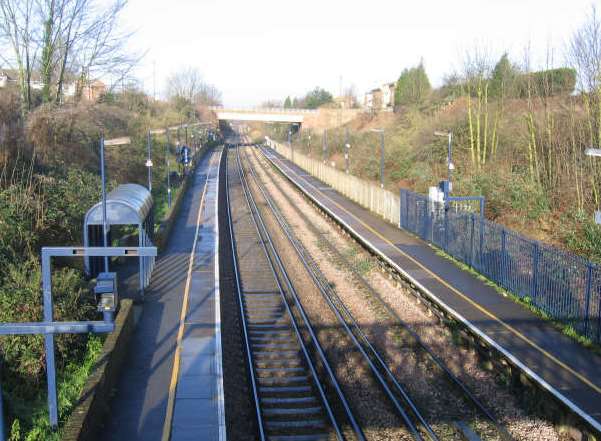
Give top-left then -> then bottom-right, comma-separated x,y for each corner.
119,0 -> 598,106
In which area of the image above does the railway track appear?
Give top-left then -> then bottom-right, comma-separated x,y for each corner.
225,145 -> 364,441
242,145 -> 514,441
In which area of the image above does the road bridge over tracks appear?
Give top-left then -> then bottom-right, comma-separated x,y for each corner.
209,106 -> 361,130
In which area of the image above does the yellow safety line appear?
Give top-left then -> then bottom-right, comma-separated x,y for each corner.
161,154 -> 214,441
269,152 -> 601,396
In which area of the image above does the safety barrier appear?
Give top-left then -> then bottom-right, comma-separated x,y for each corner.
270,141 -> 400,225
400,188 -> 601,345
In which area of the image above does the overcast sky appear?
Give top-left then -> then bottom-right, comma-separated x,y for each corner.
119,0 -> 596,106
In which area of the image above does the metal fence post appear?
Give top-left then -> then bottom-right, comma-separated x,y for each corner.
500,229 -> 507,289
469,213 -> 475,268
479,215 -> 485,272
444,206 -> 449,251
422,201 -> 428,240
584,263 -> 593,337
531,242 -> 540,301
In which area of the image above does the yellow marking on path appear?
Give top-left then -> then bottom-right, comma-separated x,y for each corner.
268,151 -> 601,396
161,153 -> 215,441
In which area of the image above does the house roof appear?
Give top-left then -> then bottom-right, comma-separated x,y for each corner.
0,69 -> 42,82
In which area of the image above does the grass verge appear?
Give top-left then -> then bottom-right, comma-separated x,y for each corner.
7,335 -> 104,441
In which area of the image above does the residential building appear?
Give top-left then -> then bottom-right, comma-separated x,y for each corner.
363,82 -> 396,111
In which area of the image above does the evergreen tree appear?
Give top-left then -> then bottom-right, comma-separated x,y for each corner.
395,61 -> 431,106
284,96 -> 292,108
490,53 -> 518,98
303,87 -> 333,109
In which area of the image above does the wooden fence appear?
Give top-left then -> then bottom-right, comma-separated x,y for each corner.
269,141 -> 400,226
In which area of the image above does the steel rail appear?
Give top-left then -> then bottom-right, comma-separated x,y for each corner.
242,146 -> 444,440
229,143 -> 362,440
251,145 -> 514,441
224,147 -> 266,440
234,144 -> 358,441
253,146 -> 514,441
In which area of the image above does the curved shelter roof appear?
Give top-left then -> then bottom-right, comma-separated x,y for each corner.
85,183 -> 152,226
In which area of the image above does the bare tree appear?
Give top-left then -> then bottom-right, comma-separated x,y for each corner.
61,0 -> 140,102
260,99 -> 282,108
166,66 -> 203,103
0,0 -> 139,108
0,0 -> 37,112
166,66 -> 222,106
568,5 -> 601,92
195,82 -> 222,106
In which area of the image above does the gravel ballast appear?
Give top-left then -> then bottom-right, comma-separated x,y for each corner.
245,146 -> 562,441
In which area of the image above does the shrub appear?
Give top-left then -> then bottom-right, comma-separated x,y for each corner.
517,68 -> 577,97
463,172 -> 549,220
563,212 -> 601,263
0,258 -> 95,397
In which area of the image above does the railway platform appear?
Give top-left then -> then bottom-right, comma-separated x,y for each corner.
100,148 -> 225,441
261,146 -> 601,434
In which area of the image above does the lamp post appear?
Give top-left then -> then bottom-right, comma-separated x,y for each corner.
308,134 -> 312,157
344,127 -> 350,174
323,129 -> 328,164
101,136 -> 133,271
370,128 -> 385,188
434,130 -> 454,203
146,130 -> 153,192
288,127 -> 292,162
166,129 -> 172,208
99,136 -> 109,272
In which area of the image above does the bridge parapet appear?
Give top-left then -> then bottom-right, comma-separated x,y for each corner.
209,106 -> 318,114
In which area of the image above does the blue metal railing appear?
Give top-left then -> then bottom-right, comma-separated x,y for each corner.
400,189 -> 601,345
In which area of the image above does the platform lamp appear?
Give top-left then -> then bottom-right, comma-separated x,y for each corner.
344,127 -> 350,174
585,148 -> 601,224
322,129 -> 328,164
101,136 -> 132,271
146,130 -> 153,192
288,127 -> 292,161
369,128 -> 385,188
434,130 -> 455,204
150,128 -> 172,208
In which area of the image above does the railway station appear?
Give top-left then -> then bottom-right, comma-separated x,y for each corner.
1,119 -> 601,441
3,4 -> 601,439
82,133 -> 600,441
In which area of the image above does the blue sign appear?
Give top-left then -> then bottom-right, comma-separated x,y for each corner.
182,146 -> 190,164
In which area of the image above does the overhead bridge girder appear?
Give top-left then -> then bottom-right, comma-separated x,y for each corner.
215,111 -> 305,123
